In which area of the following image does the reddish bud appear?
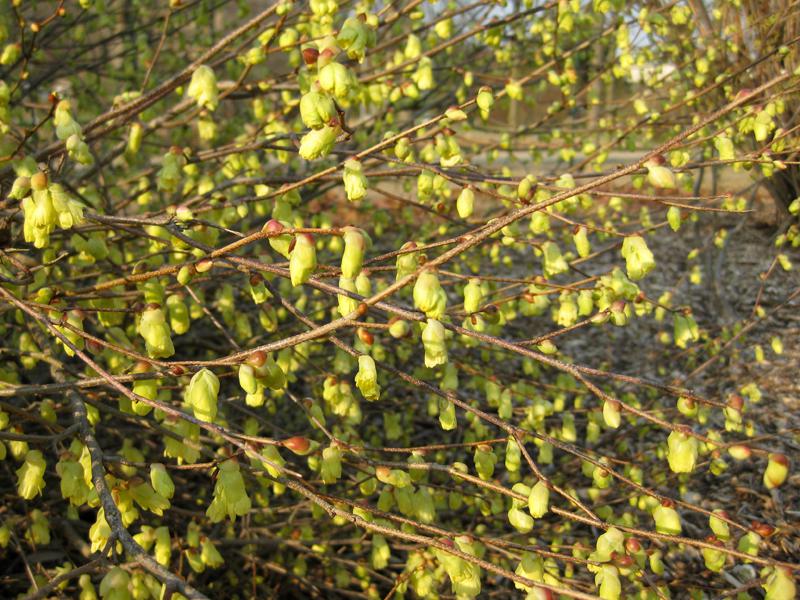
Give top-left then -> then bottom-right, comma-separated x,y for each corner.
246,350 -> 267,368
133,361 -> 151,374
357,327 -> 374,346
750,521 -> 775,537
283,436 -> 311,455
302,48 -> 319,65
86,339 -> 103,354
612,552 -> 634,567
30,172 -> 48,191
625,537 -> 642,553
727,394 -> 744,411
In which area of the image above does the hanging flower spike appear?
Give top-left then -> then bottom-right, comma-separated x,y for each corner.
289,233 -> 317,286
457,186 -> 475,218
298,125 -> 340,160
343,159 -> 368,202
336,15 -> 377,62
299,86 -> 336,130
157,147 -> 186,193
138,304 -> 175,359
653,500 -> 682,535
341,227 -> 370,278
395,241 -> 419,281
667,429 -> 698,473
355,354 -> 380,401
528,480 -> 550,518
421,319 -> 448,368
150,463 -> 175,500
476,86 -> 494,120
318,62 -> 356,99
763,453 -> 789,489
463,278 -> 483,314
620,235 -> 655,280
53,100 -> 82,141
413,271 -> 447,319
187,65 -> 219,111
645,155 -> 676,189
186,368 -> 220,422
206,459 -> 251,522
17,449 -> 46,499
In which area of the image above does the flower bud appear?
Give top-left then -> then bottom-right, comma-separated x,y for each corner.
508,506 -> 534,533
302,47 -> 319,65
128,122 -> 143,155
187,65 -> 219,111
412,57 -> 434,90
445,106 -> 467,121
0,43 -> 21,65
474,444 -> 497,481
375,466 -> 412,488
573,225 -> 591,258
667,205 -> 682,231
714,136 -> 735,161
16,449 -> 46,499
186,368 -> 220,422
602,399 -> 621,429
177,264 -> 194,285
30,171 -> 48,192
421,318 -> 447,368
505,79 -> 523,101
150,463 -> 175,500
673,312 -> 699,348
283,436 -> 311,455
645,158 -> 676,189
595,565 -> 621,600
388,318 -> 409,338
9,176 -> 30,200
476,86 -> 494,113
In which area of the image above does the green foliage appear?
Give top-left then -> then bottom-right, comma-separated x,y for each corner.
0,1 -> 797,598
